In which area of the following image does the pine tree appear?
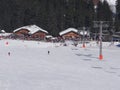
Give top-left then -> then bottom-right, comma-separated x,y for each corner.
97,0 -> 112,21
0,0 -> 116,35
116,0 -> 120,32
84,0 -> 94,27
116,0 -> 120,20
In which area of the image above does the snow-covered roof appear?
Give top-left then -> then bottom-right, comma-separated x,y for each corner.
59,28 -> 78,36
1,30 -> 6,33
13,25 -> 48,34
112,35 -> 120,38
115,31 -> 120,34
0,33 -> 12,36
46,35 -> 53,38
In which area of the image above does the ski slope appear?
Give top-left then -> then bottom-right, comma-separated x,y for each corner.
0,39 -> 120,90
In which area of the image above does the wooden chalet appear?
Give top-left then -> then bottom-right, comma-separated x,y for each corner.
59,28 -> 80,39
13,29 -> 30,36
13,25 -> 48,40
31,30 -> 48,40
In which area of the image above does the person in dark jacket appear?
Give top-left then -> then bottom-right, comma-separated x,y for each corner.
48,51 -> 50,55
8,52 -> 10,56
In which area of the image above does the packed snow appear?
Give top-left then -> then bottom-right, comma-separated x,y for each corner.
0,39 -> 120,90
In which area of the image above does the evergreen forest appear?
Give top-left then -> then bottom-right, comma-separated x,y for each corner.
0,0 -> 120,36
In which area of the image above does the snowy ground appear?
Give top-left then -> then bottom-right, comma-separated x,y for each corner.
0,39 -> 120,90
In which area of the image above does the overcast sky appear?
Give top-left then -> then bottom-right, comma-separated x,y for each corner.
101,0 -> 116,13
106,0 -> 116,5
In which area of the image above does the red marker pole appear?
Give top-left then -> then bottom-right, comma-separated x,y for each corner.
99,21 -> 103,60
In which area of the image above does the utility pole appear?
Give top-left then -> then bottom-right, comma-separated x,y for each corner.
93,21 -> 109,60
99,21 -> 103,60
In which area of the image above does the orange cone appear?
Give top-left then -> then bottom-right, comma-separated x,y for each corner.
6,42 -> 8,45
83,44 -> 86,48
99,54 -> 103,60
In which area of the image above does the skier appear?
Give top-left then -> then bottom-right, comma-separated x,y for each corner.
8,52 -> 10,56
48,51 -> 50,55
